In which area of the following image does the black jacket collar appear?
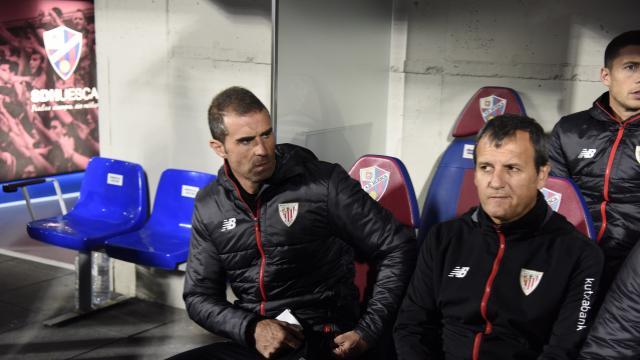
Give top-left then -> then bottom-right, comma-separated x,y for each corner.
473,191 -> 552,238
218,143 -> 319,198
592,92 -> 640,125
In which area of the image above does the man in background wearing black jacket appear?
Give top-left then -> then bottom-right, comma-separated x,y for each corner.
169,87 -> 416,360
394,115 -> 603,359
548,30 -> 640,289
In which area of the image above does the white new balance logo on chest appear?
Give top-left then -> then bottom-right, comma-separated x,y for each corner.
578,149 -> 596,159
448,266 -> 470,278
221,218 -> 236,232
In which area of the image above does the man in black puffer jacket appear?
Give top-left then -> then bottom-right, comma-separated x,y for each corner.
547,30 -> 640,289
394,115 -> 604,359
169,87 -> 416,360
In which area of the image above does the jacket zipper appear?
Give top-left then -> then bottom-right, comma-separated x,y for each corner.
593,104 -> 640,242
472,227 -> 506,360
253,200 -> 267,316
223,164 -> 268,316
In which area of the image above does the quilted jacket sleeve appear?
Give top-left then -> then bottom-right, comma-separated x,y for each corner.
547,120 -> 571,178
579,242 -> 640,359
327,165 -> 417,346
183,202 -> 260,347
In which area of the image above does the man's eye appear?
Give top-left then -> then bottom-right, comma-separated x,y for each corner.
624,63 -> 638,71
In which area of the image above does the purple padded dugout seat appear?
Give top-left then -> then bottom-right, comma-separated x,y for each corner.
418,86 -> 595,241
104,169 -> 216,270
348,154 -> 420,303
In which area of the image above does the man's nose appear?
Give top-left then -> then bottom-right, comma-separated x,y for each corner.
254,138 -> 267,156
489,169 -> 506,188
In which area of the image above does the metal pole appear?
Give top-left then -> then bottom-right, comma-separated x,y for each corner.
271,0 -> 279,138
21,187 -> 36,220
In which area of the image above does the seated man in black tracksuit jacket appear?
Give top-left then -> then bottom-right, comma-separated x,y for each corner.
169,87 -> 416,360
547,30 -> 640,291
579,240 -> 640,359
394,115 -> 604,360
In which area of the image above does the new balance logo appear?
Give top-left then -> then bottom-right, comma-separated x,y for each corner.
578,149 -> 596,159
448,266 -> 470,278
221,218 -> 236,232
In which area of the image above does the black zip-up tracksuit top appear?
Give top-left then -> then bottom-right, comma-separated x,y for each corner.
580,240 -> 640,359
548,92 -> 640,281
394,193 -> 604,360
183,144 -> 416,347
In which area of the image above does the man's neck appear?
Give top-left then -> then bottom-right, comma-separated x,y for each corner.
238,178 -> 260,195
609,96 -> 640,122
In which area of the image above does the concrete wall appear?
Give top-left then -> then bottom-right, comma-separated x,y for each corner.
94,0 -> 271,306
396,0 -> 639,204
275,0 -> 393,169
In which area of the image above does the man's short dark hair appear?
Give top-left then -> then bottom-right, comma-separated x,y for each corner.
604,30 -> 640,68
474,114 -> 549,172
207,86 -> 268,142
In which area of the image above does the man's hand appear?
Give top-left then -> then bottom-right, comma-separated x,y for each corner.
254,319 -> 304,359
333,330 -> 368,359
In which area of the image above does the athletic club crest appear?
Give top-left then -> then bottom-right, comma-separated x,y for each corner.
278,203 -> 298,227
520,268 -> 543,296
359,166 -> 390,201
43,25 -> 83,80
541,187 -> 562,212
479,95 -> 507,122
636,146 -> 640,165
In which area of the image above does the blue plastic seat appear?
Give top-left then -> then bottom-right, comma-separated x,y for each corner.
104,169 -> 216,270
27,157 -> 149,251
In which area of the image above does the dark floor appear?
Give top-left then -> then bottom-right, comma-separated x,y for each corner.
0,253 -> 223,360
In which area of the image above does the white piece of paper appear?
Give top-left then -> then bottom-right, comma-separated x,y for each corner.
276,308 -> 300,326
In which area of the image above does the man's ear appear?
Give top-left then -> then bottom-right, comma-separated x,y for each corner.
537,164 -> 551,189
209,139 -> 227,158
600,67 -> 611,88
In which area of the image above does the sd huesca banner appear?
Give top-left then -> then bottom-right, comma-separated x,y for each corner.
0,0 -> 98,182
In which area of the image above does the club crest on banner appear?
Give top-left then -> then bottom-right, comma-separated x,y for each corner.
43,26 -> 83,80
278,203 -> 299,227
359,166 -> 390,201
541,187 -> 562,212
520,268 -> 543,296
479,95 -> 507,122
636,146 -> 640,165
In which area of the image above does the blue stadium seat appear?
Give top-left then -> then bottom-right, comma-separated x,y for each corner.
27,157 -> 149,251
104,169 -> 216,270
418,87 -> 527,243
348,154 -> 419,303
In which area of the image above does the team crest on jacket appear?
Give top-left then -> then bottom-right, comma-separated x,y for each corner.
541,187 -> 562,212
43,26 -> 83,80
636,146 -> 640,164
278,203 -> 299,227
359,166 -> 390,201
479,95 -> 507,122
520,269 -> 543,296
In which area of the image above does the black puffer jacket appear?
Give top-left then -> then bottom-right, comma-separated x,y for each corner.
184,143 -> 416,347
548,92 -> 640,279
579,240 -> 640,359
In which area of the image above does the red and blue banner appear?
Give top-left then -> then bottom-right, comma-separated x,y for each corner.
0,1 -> 98,183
